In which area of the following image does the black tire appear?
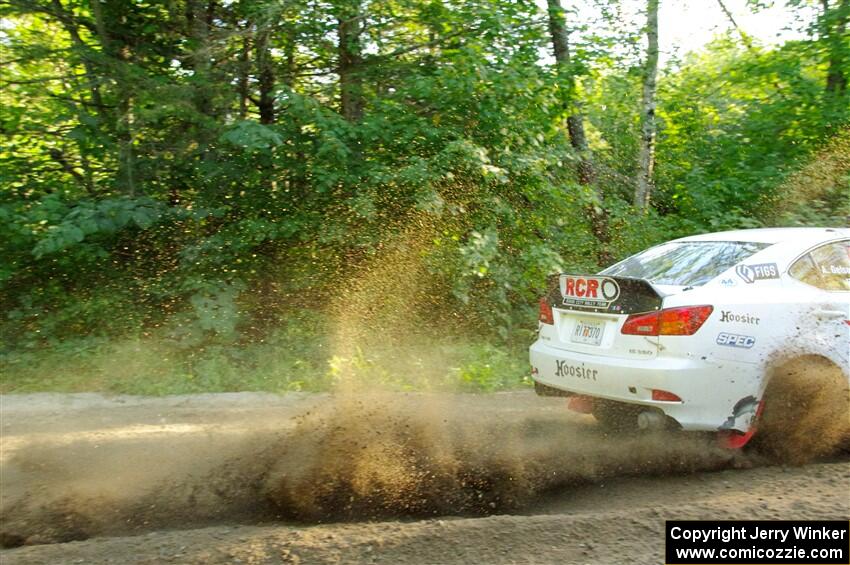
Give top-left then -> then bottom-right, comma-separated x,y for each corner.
752,356 -> 850,464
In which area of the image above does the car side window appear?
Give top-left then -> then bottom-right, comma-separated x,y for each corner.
789,253 -> 820,286
790,240 -> 850,291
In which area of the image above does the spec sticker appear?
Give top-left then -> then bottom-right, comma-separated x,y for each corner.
560,276 -> 620,309
735,262 -> 779,284
716,333 -> 756,348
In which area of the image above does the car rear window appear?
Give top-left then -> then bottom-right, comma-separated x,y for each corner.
602,241 -> 772,286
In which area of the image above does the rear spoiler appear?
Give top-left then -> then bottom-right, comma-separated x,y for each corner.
544,274 -> 663,315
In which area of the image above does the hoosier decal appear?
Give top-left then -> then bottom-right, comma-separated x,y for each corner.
719,310 -> 760,324
554,360 -> 598,380
735,262 -> 780,284
560,275 -> 620,309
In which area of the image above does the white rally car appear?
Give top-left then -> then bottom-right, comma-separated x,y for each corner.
530,227 -> 850,448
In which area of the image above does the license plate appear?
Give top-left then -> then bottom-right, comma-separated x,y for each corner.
571,319 -> 605,346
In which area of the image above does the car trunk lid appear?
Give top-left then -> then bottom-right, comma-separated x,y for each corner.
541,274 -> 664,360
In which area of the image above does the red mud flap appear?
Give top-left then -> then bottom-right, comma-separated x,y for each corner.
717,401 -> 764,449
567,395 -> 594,414
717,428 -> 757,449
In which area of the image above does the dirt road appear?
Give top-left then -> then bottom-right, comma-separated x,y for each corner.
1,391 -> 848,564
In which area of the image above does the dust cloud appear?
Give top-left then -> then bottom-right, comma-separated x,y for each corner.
0,393 -> 743,548
754,355 -> 850,465
2,216 -> 847,549
262,393 -> 740,520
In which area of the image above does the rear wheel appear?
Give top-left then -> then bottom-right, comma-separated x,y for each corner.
752,356 -> 850,464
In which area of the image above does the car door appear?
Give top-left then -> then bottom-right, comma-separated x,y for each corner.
785,239 -> 850,374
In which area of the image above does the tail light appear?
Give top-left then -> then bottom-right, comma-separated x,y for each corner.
622,305 -> 713,336
539,298 -> 554,325
659,305 -> 713,335
620,311 -> 659,335
651,389 -> 682,402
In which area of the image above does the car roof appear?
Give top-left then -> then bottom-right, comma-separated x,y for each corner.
674,227 -> 850,245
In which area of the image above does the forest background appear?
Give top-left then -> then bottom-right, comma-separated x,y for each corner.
1,0 -> 848,393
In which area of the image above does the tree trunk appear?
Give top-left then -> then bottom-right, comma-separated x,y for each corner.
635,0 -> 659,211
284,25 -> 297,89
89,0 -> 136,195
116,94 -> 136,196
822,0 -> 849,95
255,24 -> 276,124
187,0 -> 216,118
546,0 -> 609,262
338,5 -> 364,123
238,29 -> 250,119
547,0 -> 593,180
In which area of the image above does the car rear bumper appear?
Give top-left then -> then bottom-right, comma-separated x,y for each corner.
529,339 -> 764,432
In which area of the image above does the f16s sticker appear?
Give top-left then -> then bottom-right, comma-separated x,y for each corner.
735,263 -> 779,284
716,332 -> 756,348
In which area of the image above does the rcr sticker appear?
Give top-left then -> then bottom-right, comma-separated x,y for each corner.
560,275 -> 620,309
735,263 -> 779,284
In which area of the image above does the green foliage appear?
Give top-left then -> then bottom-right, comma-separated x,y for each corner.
220,122 -> 284,152
449,343 -> 531,392
652,38 -> 845,228
1,0 -> 848,393
32,197 -> 167,258
0,318 -> 531,395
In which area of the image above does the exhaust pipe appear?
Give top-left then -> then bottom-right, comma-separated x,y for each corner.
637,410 -> 666,431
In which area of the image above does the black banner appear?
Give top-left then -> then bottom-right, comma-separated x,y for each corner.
666,520 -> 849,564
544,274 -> 663,315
